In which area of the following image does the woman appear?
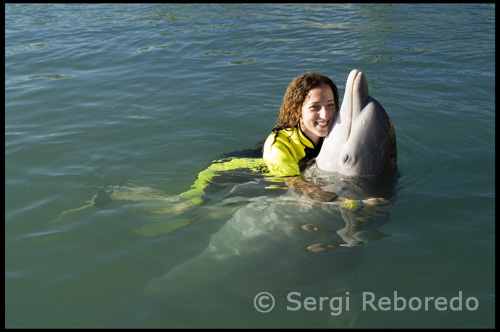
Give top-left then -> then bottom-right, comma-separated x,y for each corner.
182,73 -> 342,205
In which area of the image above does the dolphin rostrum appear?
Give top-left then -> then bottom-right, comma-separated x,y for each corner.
316,69 -> 397,176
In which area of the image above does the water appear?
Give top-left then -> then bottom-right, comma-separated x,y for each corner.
5,3 -> 495,328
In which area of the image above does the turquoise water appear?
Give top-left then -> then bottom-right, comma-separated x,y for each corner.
5,3 -> 495,328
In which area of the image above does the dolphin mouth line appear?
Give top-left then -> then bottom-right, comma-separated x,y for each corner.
345,71 -> 358,143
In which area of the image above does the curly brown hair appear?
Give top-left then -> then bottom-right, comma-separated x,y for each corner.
272,72 -> 339,134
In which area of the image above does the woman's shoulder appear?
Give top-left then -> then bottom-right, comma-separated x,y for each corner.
264,127 -> 297,144
263,134 -> 301,176
263,127 -> 302,174
264,128 -> 294,151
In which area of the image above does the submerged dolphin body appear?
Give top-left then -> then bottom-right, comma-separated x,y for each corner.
316,69 -> 397,176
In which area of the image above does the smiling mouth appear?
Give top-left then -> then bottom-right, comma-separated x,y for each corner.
315,120 -> 329,128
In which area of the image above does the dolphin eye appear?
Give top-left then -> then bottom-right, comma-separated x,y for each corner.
344,155 -> 349,163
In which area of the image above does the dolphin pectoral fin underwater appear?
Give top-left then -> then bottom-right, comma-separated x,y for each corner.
316,69 -> 397,176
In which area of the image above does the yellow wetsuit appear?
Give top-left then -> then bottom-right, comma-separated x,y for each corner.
179,156 -> 269,205
263,124 -> 324,177
179,125 -> 324,205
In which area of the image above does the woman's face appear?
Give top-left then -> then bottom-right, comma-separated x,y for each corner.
299,84 -> 336,145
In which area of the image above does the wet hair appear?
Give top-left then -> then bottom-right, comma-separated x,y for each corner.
272,72 -> 339,135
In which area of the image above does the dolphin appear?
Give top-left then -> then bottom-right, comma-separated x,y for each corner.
316,69 -> 397,176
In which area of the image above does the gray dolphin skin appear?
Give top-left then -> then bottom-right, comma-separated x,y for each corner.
316,69 -> 397,176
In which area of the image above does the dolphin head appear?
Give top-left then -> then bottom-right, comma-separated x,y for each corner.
316,70 -> 397,176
